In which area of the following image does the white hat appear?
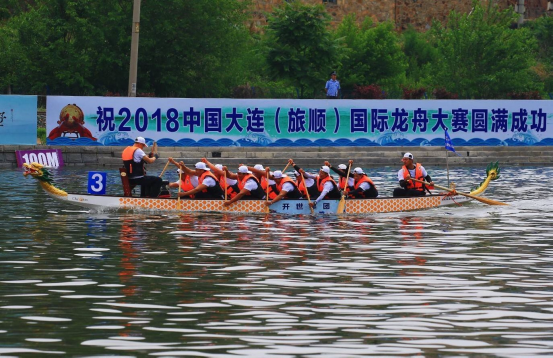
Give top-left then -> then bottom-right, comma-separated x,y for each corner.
320,165 -> 330,174
195,162 -> 210,170
254,164 -> 264,171
238,165 -> 252,174
352,167 -> 365,175
215,164 -> 223,170
338,164 -> 347,170
135,136 -> 148,147
273,170 -> 284,179
403,152 -> 414,160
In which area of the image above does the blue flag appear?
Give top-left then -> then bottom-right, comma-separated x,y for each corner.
445,129 -> 461,156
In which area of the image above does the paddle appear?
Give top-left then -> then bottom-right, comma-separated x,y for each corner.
282,162 -> 291,173
265,168 -> 270,213
411,178 -> 508,206
336,165 -> 351,214
159,159 -> 171,178
299,173 -> 315,215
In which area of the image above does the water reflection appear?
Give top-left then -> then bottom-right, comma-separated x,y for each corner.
1,166 -> 553,356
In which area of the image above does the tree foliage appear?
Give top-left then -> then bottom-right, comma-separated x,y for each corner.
264,2 -> 340,98
0,0 -> 253,97
429,1 -> 542,99
401,26 -> 438,87
335,15 -> 407,94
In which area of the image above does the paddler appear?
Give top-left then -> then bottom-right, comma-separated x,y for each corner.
347,167 -> 378,198
174,161 -> 224,199
393,152 -> 434,197
168,158 -> 198,198
308,165 -> 342,209
247,164 -> 277,200
325,160 -> 354,191
223,165 -> 266,206
264,170 -> 302,207
289,159 -> 319,199
201,158 -> 240,199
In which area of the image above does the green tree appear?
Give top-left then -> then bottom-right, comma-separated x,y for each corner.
334,15 -> 407,95
429,1 -> 541,99
401,26 -> 437,88
138,0 -> 252,97
524,15 -> 553,95
264,2 -> 340,98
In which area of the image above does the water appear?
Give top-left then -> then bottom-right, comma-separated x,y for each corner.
1,165 -> 553,357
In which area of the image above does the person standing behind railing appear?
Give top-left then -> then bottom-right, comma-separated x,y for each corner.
325,71 -> 340,99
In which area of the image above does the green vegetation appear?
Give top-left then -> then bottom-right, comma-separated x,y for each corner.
0,0 -> 551,99
37,127 -> 46,144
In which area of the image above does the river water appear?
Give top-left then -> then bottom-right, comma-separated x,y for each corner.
1,165 -> 553,357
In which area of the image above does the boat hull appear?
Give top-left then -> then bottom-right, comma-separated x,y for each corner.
55,191 -> 471,214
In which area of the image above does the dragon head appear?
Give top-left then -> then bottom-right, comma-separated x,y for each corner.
485,161 -> 500,181
23,162 -> 54,185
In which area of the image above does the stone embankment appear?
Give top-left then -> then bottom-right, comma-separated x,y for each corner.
1,145 -> 553,169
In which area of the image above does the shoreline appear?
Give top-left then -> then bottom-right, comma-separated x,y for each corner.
2,145 -> 553,169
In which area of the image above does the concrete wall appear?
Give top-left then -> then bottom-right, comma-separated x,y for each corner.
2,145 -> 553,170
249,0 -> 549,32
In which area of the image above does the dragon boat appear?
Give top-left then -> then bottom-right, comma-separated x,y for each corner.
23,162 -> 502,215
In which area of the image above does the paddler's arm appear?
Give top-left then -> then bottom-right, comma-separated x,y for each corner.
223,188 -> 250,206
224,166 -> 238,180
265,190 -> 288,206
201,158 -> 224,177
310,182 -> 332,208
178,183 -> 207,198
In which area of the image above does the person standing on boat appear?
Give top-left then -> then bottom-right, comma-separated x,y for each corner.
265,170 -> 302,207
393,152 -> 434,197
325,160 -> 354,191
347,167 -> 378,198
121,136 -> 162,197
175,162 -> 224,199
201,158 -> 240,199
309,165 -> 342,209
223,165 -> 266,206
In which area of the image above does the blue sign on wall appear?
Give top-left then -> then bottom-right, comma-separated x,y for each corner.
88,172 -> 107,195
0,95 -> 38,145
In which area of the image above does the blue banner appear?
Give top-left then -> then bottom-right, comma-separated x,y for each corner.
46,96 -> 553,147
0,95 -> 38,145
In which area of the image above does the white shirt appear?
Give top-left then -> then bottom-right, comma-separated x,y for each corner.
131,148 -> 147,179
280,182 -> 295,193
397,165 -> 428,182
177,176 -> 199,188
357,181 -> 371,190
201,174 -> 217,187
314,181 -> 335,204
301,172 -> 316,187
243,178 -> 259,192
226,177 -> 238,186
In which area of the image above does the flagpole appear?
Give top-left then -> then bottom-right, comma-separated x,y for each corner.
445,131 -> 450,188
446,149 -> 450,188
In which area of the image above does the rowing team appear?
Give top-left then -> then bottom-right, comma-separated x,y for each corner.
122,138 -> 434,202
165,152 -> 435,207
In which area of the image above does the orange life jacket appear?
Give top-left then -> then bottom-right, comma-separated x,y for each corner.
260,177 -> 277,199
219,175 -> 238,199
179,175 -> 195,199
237,174 -> 265,199
316,175 -> 341,199
354,175 -> 376,190
121,146 -> 144,177
402,163 -> 434,191
339,176 -> 351,192
275,176 -> 302,199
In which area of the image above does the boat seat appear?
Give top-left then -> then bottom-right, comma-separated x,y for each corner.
119,167 -> 136,197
